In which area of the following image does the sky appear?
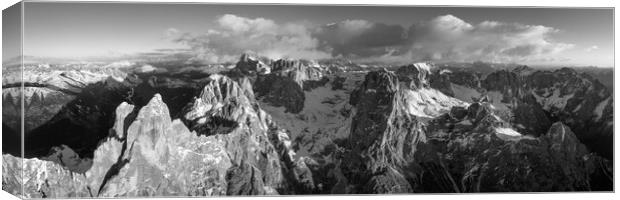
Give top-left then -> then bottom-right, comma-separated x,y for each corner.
13,2 -> 614,67
2,2 -> 21,63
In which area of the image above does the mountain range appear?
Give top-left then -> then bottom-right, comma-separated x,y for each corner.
1,53 -> 614,197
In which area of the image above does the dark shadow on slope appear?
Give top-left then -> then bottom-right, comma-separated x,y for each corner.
2,124 -> 21,156
131,73 -> 208,119
4,71 -> 209,160
19,77 -> 134,159
185,115 -> 239,137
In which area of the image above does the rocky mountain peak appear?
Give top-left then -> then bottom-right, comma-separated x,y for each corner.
2,56 -> 613,196
482,70 -> 523,96
346,69 -> 429,193
270,58 -> 326,87
556,67 -> 579,75
396,62 -> 434,89
511,65 -> 536,76
428,64 -> 613,158
140,94 -> 169,117
235,54 -> 330,114
111,102 -> 136,139
272,59 -> 312,71
2,70 -> 319,197
236,53 -> 271,75
544,122 -> 588,156
124,93 -> 172,149
183,74 -> 256,135
350,69 -> 399,106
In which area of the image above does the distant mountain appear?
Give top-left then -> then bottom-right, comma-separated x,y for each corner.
3,75 -> 315,197
573,66 -> 614,93
1,54 -> 613,197
430,65 -> 613,159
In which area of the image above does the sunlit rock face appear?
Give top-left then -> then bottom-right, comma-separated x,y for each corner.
234,53 -> 272,75
2,74 -> 314,197
429,66 -> 613,159
343,69 -> 431,193
525,68 -> 613,157
425,100 -> 609,192
233,54 -> 329,113
92,94 -> 232,196
2,147 -> 92,198
2,67 -> 130,133
332,63 -> 611,193
93,75 -> 314,196
396,62 -> 433,90
1,54 -> 613,196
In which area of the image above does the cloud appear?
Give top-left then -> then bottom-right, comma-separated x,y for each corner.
313,20 -> 409,58
171,14 -> 573,64
165,28 -> 180,38
404,15 -> 574,63
172,14 -> 330,63
585,45 -> 599,52
312,15 -> 573,64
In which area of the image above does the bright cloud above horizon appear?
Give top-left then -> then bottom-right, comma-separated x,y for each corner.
171,14 -> 330,63
21,4 -> 612,67
169,14 -> 577,64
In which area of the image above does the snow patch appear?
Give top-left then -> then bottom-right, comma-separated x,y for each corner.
402,88 -> 468,118
137,64 -> 157,73
457,120 -> 472,126
572,104 -> 582,113
439,69 -> 452,75
593,97 -> 610,121
451,83 -> 482,102
104,60 -> 135,68
413,62 -> 433,74
259,75 -> 356,159
495,127 -> 523,141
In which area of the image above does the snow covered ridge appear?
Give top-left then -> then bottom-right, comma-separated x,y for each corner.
3,74 -> 315,197
1,51 -> 614,195
401,88 -> 468,118
344,67 -> 612,192
429,66 -> 613,123
3,63 -> 128,86
2,63 -> 130,102
393,62 -> 469,118
427,65 -> 613,158
394,62 -> 437,89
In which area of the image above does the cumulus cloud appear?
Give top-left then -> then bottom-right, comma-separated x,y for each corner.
171,14 -> 573,64
173,14 -> 330,63
585,45 -> 599,52
164,28 -> 180,38
405,15 -> 574,63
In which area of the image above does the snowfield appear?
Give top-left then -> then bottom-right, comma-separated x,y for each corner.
494,127 -> 523,141
593,97 -> 610,121
451,83 -> 482,102
403,87 -> 468,118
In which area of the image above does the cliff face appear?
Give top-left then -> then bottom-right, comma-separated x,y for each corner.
234,54 -> 329,113
430,66 -> 613,158
343,63 -> 468,193
2,74 -> 314,197
345,69 -> 427,193
2,58 -> 613,196
335,63 -> 611,193
426,102 -> 607,192
2,147 -> 93,198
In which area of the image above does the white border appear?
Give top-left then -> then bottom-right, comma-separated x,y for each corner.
1,1 -> 617,200
2,0 -> 618,7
